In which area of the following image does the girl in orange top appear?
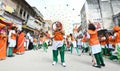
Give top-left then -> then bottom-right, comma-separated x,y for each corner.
82,33 -> 96,65
81,33 -> 89,53
70,33 -> 80,56
100,35 -> 107,55
113,26 -> 120,62
42,35 -> 48,52
52,21 -> 66,67
86,23 -> 105,68
33,37 -> 38,50
64,35 -> 71,51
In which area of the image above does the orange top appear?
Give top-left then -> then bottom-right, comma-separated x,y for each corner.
87,30 -> 99,46
11,33 -> 16,40
115,31 -> 120,43
54,31 -> 63,41
81,36 -> 87,42
33,38 -> 37,43
108,36 -> 114,44
100,37 -> 106,45
0,24 -> 5,29
113,26 -> 120,32
71,36 -> 75,41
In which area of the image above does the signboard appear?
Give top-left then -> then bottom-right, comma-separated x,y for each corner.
4,12 -> 22,25
0,1 -> 14,14
93,22 -> 101,30
27,16 -> 41,30
5,5 -> 14,13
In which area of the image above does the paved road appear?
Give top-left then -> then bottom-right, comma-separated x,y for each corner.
0,48 -> 120,71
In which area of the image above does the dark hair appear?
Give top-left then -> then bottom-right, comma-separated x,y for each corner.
88,23 -> 96,31
11,26 -> 16,30
70,33 -> 72,36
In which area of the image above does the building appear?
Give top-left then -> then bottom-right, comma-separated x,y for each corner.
80,0 -> 120,30
11,0 -> 43,34
80,3 -> 88,31
0,0 -> 44,35
0,0 -> 24,30
81,0 -> 103,31
32,7 -> 44,23
44,20 -> 52,35
111,0 -> 120,26
25,7 -> 44,36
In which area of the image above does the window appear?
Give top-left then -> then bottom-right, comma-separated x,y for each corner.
27,14 -> 29,19
24,11 -> 26,17
20,8 -> 23,16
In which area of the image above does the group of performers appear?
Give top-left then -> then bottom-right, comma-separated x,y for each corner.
1,20 -> 120,68
51,21 -> 120,68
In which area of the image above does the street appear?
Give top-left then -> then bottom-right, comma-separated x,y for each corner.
0,0 -> 120,71
0,48 -> 120,71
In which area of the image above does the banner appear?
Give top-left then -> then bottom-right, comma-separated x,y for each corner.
5,5 -> 14,13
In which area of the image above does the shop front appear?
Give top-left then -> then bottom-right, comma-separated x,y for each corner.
26,16 -> 41,37
0,11 -> 23,30
22,25 -> 34,35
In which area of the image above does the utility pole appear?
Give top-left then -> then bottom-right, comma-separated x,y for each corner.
109,0 -> 115,27
97,0 -> 104,29
109,0 -> 114,15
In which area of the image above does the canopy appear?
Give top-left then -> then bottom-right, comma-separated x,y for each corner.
0,18 -> 12,26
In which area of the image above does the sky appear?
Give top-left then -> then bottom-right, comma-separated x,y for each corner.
26,0 -> 86,34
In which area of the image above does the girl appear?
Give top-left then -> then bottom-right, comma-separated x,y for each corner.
0,24 -> 7,60
70,34 -> 80,56
52,21 -> 66,67
113,26 -> 120,62
86,23 -> 105,68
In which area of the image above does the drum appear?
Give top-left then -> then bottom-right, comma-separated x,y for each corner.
52,21 -> 63,31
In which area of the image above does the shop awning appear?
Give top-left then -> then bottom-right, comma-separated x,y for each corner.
0,17 -> 12,26
22,25 -> 34,32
